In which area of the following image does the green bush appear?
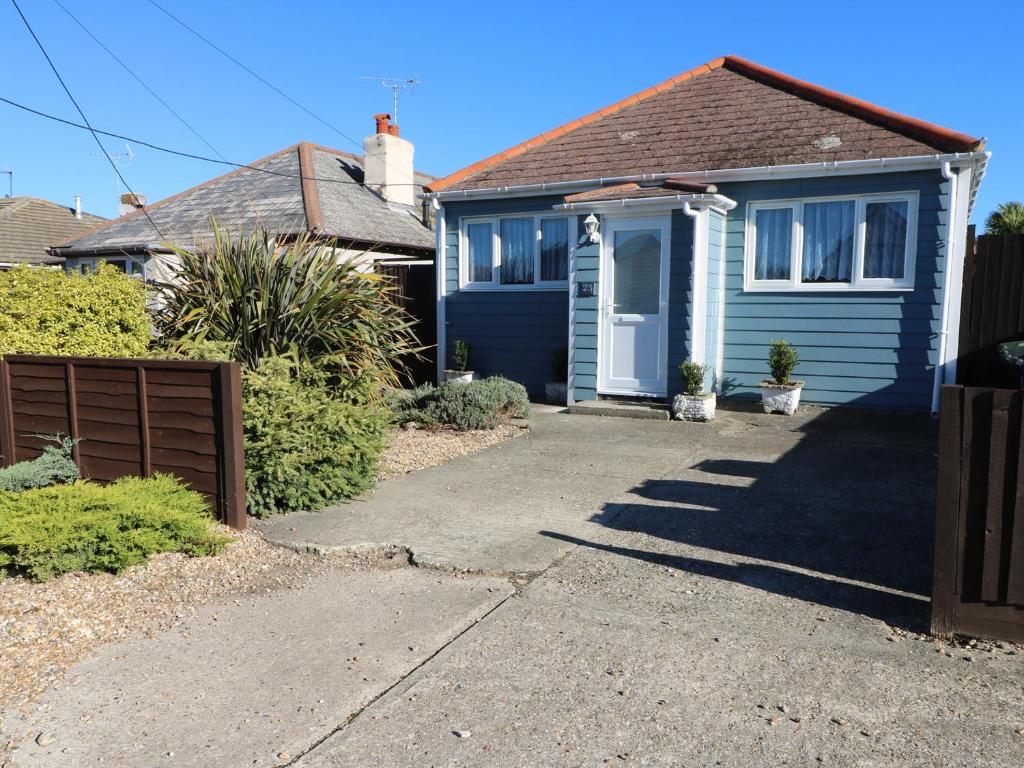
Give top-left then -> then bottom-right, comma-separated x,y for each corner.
767,339 -> 800,385
452,339 -> 471,372
0,263 -> 150,357
678,361 -> 710,396
0,474 -> 227,582
242,358 -> 388,517
475,376 -> 530,419
0,436 -> 78,492
393,377 -> 529,431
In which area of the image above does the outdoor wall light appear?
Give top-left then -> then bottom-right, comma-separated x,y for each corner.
584,213 -> 601,244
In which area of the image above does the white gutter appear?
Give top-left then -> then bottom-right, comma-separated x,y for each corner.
559,193 -> 737,213
931,161 -> 970,416
424,152 -> 987,203
434,202 -> 446,385
682,202 -> 707,370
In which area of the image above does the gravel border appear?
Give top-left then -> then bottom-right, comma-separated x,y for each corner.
377,423 -> 526,482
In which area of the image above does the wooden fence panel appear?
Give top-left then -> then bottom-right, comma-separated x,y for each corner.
957,232 -> 1024,387
0,355 -> 246,529
932,385 -> 1024,641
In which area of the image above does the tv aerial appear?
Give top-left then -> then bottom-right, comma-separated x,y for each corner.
361,76 -> 421,126
92,143 -> 135,196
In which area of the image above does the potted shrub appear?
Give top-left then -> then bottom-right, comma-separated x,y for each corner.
759,339 -> 803,415
444,339 -> 475,383
545,347 -> 569,405
672,361 -> 715,422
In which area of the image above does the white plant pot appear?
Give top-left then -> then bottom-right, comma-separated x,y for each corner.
444,370 -> 475,384
759,381 -> 804,415
545,381 -> 567,405
671,392 -> 716,422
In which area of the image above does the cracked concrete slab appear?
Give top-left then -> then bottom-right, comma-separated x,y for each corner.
4,567 -> 513,768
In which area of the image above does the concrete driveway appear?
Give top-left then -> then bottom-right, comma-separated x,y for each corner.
9,405 -> 1024,767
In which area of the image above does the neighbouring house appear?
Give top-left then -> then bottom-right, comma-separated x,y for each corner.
52,115 -> 438,380
424,55 -> 989,412
0,196 -> 105,269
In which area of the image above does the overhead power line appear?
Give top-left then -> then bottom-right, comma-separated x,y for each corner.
10,0 -> 166,238
146,0 -> 416,183
0,95 -> 424,187
51,0 -> 231,167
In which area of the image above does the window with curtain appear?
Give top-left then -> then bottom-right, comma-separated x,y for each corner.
754,207 -> 793,281
466,221 -> 493,283
802,200 -> 855,283
746,192 -> 917,291
462,214 -> 571,289
540,218 -> 568,281
864,200 -> 908,279
499,218 -> 535,284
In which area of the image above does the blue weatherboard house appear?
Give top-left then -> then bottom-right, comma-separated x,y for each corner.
424,56 -> 988,412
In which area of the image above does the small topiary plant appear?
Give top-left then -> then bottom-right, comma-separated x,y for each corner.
767,339 -> 800,385
0,436 -> 79,492
452,339 -> 471,372
679,361 -> 710,397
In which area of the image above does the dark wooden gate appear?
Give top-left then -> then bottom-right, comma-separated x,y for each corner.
932,385 -> 1024,641
0,355 -> 246,529
378,262 -> 437,386
957,230 -> 1024,388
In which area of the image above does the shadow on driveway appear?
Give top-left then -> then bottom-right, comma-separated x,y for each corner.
544,407 -> 937,631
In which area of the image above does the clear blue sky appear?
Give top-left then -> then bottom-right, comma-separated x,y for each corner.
1,0 -> 1020,223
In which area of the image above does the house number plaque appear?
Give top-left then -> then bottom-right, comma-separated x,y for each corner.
577,281 -> 596,298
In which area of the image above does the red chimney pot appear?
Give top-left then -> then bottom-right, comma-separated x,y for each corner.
388,123 -> 400,137
373,113 -> 391,135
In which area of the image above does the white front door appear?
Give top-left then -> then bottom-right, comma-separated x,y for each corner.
598,216 -> 670,396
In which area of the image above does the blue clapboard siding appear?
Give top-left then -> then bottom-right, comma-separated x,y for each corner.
572,216 -> 600,401
666,211 -> 694,398
716,170 -> 948,409
442,197 -> 570,397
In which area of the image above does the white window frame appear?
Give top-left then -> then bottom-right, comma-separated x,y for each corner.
459,213 -> 571,291
743,191 -> 919,292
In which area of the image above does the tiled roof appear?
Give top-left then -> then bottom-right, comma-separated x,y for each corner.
428,55 -> 984,194
56,143 -> 435,255
562,179 -> 717,204
0,197 -> 106,265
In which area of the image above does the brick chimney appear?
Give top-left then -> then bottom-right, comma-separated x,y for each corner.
363,113 -> 415,206
118,192 -> 146,217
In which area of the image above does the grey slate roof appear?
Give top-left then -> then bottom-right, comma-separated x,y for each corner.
0,197 -> 106,265
55,143 -> 435,256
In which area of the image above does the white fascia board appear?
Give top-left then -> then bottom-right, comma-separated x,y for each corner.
422,152 -> 987,203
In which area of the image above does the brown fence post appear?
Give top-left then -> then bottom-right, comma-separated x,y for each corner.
64,361 -> 81,465
932,384 -> 964,639
0,359 -> 14,467
216,362 -> 247,530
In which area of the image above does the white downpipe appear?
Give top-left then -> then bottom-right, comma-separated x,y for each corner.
683,202 -> 707,368
434,203 -> 446,385
931,163 -> 959,416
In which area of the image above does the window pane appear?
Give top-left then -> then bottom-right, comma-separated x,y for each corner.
754,208 -> 793,280
802,200 -> 855,283
540,219 -> 568,281
864,201 -> 908,279
467,222 -> 493,282
500,218 -> 535,285
613,228 -> 661,314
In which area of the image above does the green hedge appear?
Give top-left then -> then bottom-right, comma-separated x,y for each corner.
0,474 -> 227,582
0,263 -> 150,357
242,358 -> 388,517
